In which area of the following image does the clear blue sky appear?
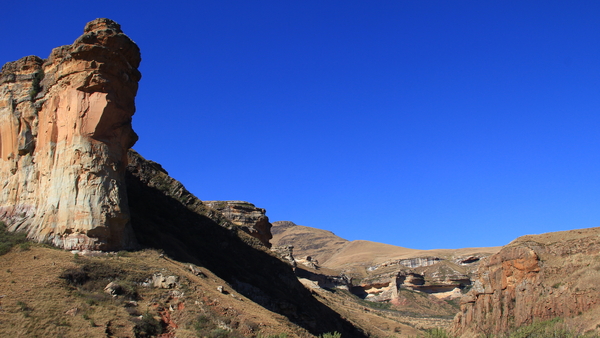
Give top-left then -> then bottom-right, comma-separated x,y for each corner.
2,1 -> 599,249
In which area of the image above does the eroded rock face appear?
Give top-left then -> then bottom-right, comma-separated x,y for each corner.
0,18 -> 140,250
453,228 -> 600,336
204,200 -> 273,248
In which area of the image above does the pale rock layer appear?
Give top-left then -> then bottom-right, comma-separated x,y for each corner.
0,18 -> 140,250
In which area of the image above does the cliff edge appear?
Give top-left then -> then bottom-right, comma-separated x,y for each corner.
0,19 -> 140,250
453,227 -> 600,337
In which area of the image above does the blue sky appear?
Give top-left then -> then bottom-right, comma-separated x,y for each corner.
2,1 -> 599,249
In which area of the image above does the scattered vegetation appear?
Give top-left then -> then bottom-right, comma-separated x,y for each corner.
423,318 -> 600,338
319,332 -> 342,338
0,222 -> 28,255
502,318 -> 599,338
133,312 -> 163,338
17,300 -> 33,317
191,313 -> 238,338
60,258 -> 149,304
421,328 -> 455,338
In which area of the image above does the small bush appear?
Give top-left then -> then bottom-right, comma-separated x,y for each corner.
61,267 -> 90,285
133,312 -> 163,338
0,222 -> 28,255
116,250 -> 129,257
193,315 -> 212,332
320,332 -> 342,338
60,261 -> 142,301
16,301 -> 33,317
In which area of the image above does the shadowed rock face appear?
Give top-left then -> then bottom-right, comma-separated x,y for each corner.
125,150 -> 368,338
0,18 -> 140,250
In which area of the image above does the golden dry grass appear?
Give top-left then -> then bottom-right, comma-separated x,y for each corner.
0,245 -> 315,338
271,225 -> 349,264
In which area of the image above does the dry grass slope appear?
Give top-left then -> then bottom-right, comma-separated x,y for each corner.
0,245 -> 317,338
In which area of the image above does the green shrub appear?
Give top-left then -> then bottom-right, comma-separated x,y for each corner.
60,261 -> 142,300
133,312 -> 162,338
506,318 -> 579,338
320,332 -> 342,338
422,328 -> 455,338
0,222 -> 28,255
116,250 -> 129,257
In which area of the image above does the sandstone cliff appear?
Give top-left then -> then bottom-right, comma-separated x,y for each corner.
0,18 -> 140,250
204,200 -> 273,248
453,227 -> 600,337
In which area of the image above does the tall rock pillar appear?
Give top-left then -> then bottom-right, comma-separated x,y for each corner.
0,18 -> 141,250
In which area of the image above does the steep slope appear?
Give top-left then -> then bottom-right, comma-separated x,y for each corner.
0,245 -> 319,338
453,227 -> 600,337
125,150 -> 367,337
0,18 -> 140,250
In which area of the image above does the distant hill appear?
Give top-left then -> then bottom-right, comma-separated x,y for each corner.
271,221 -> 349,264
272,221 -> 500,279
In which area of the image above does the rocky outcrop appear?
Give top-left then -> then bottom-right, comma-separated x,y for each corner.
367,256 -> 441,271
453,227 -> 600,336
0,18 -> 140,250
124,150 -> 368,338
272,245 -> 297,267
296,267 -> 352,290
204,201 -> 273,248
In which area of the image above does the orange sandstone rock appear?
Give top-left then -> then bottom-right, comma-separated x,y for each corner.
453,228 -> 600,336
0,18 -> 140,250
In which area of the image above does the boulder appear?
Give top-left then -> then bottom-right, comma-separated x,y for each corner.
151,273 -> 179,289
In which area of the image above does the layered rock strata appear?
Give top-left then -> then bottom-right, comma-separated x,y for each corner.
0,18 -> 140,250
204,200 -> 273,248
453,227 -> 600,336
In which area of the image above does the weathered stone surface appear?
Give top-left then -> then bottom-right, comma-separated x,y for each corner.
273,245 -> 297,267
453,227 -> 600,336
150,273 -> 179,289
204,200 -> 273,248
104,281 -> 122,297
0,18 -> 140,250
